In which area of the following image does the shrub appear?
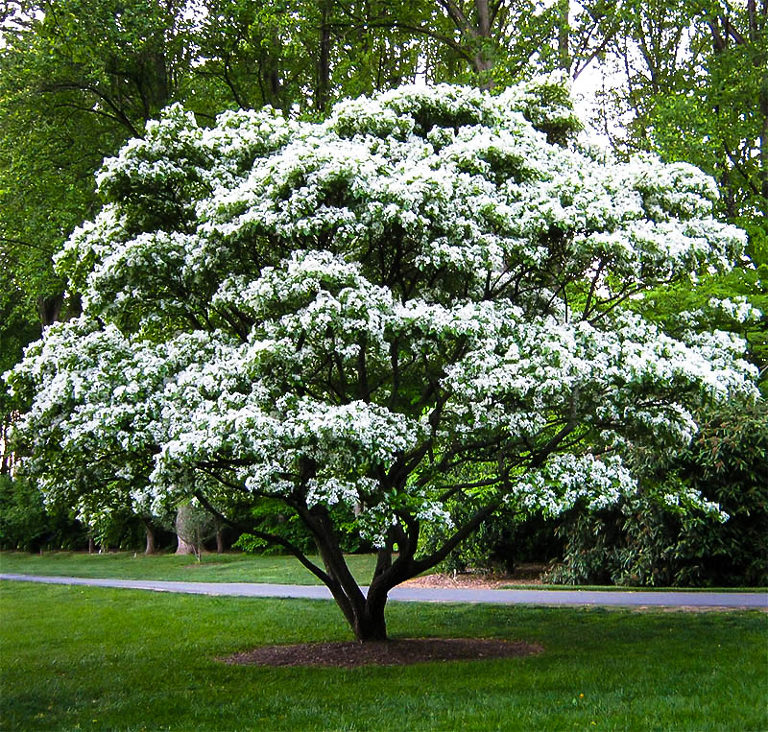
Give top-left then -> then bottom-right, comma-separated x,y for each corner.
546,403 -> 768,587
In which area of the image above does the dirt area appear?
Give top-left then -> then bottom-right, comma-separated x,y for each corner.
402,564 -> 545,590
221,637 -> 543,668
223,567 -> 546,668
403,573 -> 523,590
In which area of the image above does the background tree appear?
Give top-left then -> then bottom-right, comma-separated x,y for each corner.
0,474 -> 87,551
593,0 -> 767,232
0,0 -> 196,401
174,501 -> 215,558
8,84 -> 758,640
587,0 -> 768,377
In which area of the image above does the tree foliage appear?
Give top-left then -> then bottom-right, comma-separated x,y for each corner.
0,0 -> 194,410
594,0 -> 767,228
0,475 -> 85,551
546,402 -> 768,587
7,83 -> 759,639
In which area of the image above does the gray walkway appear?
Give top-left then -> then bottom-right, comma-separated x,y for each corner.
2,573 -> 766,609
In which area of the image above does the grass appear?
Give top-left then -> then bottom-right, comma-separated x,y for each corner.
1,581 -> 766,731
0,550 -> 379,585
2,551 -> 765,593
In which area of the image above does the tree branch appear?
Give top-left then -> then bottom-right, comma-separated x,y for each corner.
192,490 -> 332,586
411,494 -> 506,574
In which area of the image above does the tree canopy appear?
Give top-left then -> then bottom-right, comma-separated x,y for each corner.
2,0 -> 764,366
7,82 -> 759,639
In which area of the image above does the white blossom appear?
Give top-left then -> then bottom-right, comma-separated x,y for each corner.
5,83 -> 760,548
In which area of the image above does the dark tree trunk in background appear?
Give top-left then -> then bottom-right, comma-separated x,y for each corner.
316,0 -> 332,112
0,419 -> 12,475
753,0 -> 768,209
37,293 -> 63,327
557,0 -> 571,73
215,519 -> 224,554
143,520 -> 157,555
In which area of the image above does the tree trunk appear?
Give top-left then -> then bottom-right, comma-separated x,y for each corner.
557,0 -> 571,73
215,521 -> 224,554
322,583 -> 390,642
143,521 -> 157,555
754,0 -> 768,209
316,0 -> 332,113
175,534 -> 196,555
352,597 -> 388,642
472,0 -> 494,84
760,91 -> 768,209
0,418 -> 11,475
37,293 -> 64,327
298,501 -> 391,641
293,486 -> 504,642
174,506 -> 197,555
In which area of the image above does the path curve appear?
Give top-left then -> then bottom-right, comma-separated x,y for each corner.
2,573 -> 766,609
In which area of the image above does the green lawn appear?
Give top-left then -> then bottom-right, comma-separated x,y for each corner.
1,581 -> 766,730
0,550 -> 379,585
2,551 -> 765,593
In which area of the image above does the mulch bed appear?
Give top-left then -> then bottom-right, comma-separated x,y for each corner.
402,564 -> 547,589
221,638 -> 543,668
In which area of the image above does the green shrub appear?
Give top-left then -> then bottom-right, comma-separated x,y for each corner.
0,475 -> 86,551
546,403 -> 768,587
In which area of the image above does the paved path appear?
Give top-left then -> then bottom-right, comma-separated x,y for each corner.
2,573 -> 766,609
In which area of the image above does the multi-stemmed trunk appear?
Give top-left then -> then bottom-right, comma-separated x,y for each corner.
326,573 -> 402,642
301,505 -> 405,642
200,462 -> 512,643
313,541 -> 391,641
350,593 -> 389,643
297,488 -> 508,642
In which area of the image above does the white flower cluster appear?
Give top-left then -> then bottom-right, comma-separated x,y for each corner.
660,486 -> 729,522
6,82 -> 760,540
511,454 -> 638,517
706,296 -> 762,324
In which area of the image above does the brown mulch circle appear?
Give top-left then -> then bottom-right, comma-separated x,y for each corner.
221,638 -> 543,668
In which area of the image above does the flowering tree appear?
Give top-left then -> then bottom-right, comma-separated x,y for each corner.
7,81 -> 759,641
